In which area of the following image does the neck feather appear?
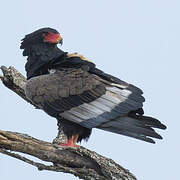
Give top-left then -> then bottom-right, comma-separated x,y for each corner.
24,43 -> 66,79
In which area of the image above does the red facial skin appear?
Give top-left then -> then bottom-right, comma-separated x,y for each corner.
44,32 -> 62,43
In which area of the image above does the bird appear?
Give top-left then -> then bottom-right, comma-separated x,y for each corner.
21,27 -> 166,147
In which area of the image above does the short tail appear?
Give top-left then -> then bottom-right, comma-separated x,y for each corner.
98,116 -> 166,143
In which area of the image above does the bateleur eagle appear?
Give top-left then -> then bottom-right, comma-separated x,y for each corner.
21,27 -> 166,147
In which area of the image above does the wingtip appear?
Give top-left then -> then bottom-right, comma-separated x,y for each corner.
155,123 -> 167,130
150,140 -> 156,144
161,124 -> 167,130
140,136 -> 156,144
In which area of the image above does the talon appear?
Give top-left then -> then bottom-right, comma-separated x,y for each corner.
60,135 -> 80,147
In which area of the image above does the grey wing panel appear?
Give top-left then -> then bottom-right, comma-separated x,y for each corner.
43,86 -> 106,118
61,86 -> 145,129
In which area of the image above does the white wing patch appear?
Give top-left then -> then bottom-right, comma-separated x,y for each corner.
60,87 -> 135,128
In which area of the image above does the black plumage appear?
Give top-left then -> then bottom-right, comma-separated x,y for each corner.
21,28 -> 166,146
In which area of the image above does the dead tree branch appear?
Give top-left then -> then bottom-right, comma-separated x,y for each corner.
0,65 -> 137,180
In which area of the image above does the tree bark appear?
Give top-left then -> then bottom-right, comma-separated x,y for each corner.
0,65 -> 137,180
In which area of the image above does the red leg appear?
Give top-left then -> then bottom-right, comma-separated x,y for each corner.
60,135 -> 80,147
72,135 -> 80,147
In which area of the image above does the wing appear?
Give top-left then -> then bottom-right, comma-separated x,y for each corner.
25,67 -> 106,119
26,56 -> 165,143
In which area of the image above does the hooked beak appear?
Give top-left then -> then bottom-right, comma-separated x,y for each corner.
56,34 -> 63,45
58,38 -> 63,45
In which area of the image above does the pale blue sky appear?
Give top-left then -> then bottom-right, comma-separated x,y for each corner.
0,0 -> 179,180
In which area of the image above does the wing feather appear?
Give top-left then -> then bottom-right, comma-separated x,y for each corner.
26,67 -> 145,123
24,52 -> 166,143
98,116 -> 165,143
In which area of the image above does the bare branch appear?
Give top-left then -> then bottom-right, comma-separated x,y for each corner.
0,130 -> 136,180
0,65 -> 137,180
0,148 -> 51,171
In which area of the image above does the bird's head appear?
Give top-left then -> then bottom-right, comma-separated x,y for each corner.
20,27 -> 63,52
21,28 -> 66,79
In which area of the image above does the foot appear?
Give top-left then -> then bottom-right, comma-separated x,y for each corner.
60,143 -> 80,147
60,135 -> 80,148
